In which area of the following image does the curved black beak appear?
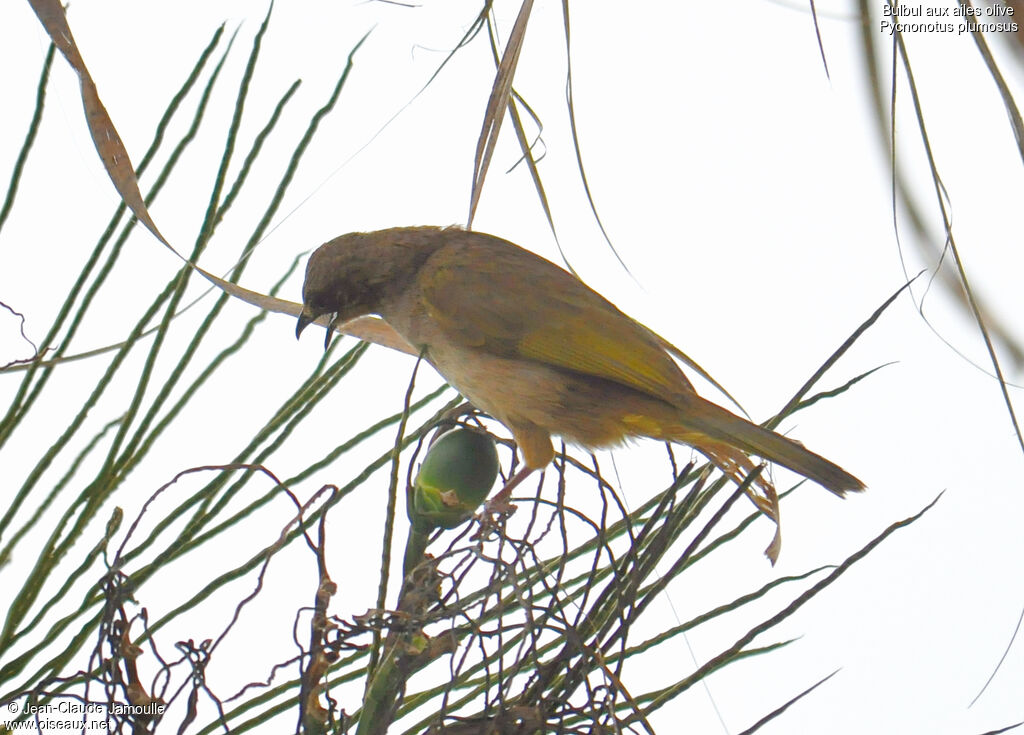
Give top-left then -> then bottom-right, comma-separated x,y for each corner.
295,308 -> 315,340
323,314 -> 340,351
296,307 -> 340,351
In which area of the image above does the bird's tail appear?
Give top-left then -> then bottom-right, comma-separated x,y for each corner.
623,394 -> 863,563
667,395 -> 865,497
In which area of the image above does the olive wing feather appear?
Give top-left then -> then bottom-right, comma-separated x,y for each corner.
416,234 -> 695,405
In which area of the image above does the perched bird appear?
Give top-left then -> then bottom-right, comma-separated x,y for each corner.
296,226 -> 864,558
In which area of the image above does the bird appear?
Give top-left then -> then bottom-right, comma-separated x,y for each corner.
296,226 -> 864,560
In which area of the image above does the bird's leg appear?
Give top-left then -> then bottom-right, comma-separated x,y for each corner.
473,467 -> 537,538
478,428 -> 551,528
488,465 -> 535,509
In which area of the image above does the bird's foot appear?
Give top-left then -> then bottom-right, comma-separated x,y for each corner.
472,494 -> 517,539
471,466 -> 535,538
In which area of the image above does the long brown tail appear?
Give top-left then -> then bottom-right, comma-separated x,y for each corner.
672,396 -> 865,496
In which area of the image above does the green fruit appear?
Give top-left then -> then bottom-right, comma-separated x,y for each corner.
411,428 -> 499,530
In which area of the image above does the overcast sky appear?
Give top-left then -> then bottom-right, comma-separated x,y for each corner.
2,1 -> 1024,733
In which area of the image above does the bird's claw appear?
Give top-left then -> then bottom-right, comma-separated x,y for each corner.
471,495 -> 518,539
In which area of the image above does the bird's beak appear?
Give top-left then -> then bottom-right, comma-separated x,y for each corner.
296,307 -> 340,351
296,307 -> 315,340
323,314 -> 340,351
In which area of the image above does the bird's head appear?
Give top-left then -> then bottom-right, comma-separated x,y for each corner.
295,228 -> 443,349
295,233 -> 387,349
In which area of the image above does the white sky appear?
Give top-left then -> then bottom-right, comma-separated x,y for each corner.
2,1 -> 1023,733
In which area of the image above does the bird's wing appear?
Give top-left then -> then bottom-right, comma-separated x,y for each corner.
416,233 -> 695,404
